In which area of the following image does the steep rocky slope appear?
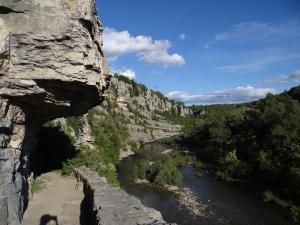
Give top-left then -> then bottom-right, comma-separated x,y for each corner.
57,75 -> 192,147
0,0 -> 110,224
107,76 -> 191,142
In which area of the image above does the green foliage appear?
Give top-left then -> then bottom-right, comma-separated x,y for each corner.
217,150 -> 247,181
115,74 -> 147,97
263,191 -> 300,223
147,160 -> 183,186
183,89 -> 300,222
133,159 -> 150,180
61,108 -> 132,186
153,90 -> 168,102
110,82 -> 118,97
130,152 -> 198,187
128,139 -> 140,153
31,178 -> 44,195
62,145 -> 120,186
65,116 -> 84,137
154,110 -> 197,133
115,74 -> 132,84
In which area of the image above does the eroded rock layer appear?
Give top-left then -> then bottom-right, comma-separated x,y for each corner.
0,0 -> 111,224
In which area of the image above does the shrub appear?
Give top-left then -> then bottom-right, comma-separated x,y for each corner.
147,160 -> 183,186
31,178 -> 44,195
65,116 -> 84,137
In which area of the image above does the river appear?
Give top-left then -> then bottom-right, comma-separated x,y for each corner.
117,142 -> 294,225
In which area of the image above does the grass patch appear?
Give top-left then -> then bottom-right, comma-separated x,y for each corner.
31,178 -> 44,195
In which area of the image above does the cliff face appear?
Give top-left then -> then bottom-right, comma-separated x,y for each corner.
56,76 -> 192,151
0,1 -> 110,224
106,76 -> 191,142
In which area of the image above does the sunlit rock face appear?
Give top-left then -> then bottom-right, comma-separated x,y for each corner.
0,1 -> 111,224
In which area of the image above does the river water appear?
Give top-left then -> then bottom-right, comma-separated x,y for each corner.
117,142 -> 294,225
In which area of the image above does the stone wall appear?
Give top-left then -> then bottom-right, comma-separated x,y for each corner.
0,98 -> 37,225
74,166 -> 177,225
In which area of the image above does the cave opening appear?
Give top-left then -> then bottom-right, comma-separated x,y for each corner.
32,126 -> 77,175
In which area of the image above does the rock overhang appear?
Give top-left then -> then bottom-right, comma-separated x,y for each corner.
0,0 -> 111,121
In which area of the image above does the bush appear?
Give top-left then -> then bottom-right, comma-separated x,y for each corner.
147,161 -> 183,186
61,108 -> 132,186
130,152 -> 197,187
62,145 -> 119,186
128,140 -> 140,153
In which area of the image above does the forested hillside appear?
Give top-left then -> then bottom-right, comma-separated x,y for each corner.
183,86 -> 300,222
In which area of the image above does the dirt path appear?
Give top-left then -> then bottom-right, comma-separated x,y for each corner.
22,172 -> 84,225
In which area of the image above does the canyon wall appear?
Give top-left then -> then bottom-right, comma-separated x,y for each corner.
0,0 -> 111,224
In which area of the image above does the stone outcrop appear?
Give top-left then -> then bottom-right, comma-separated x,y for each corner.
107,77 -> 191,142
74,166 -> 177,225
0,0 -> 111,224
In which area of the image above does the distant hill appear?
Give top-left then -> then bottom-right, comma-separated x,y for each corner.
287,85 -> 300,101
189,85 -> 300,117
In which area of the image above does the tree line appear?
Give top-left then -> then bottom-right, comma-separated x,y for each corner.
182,86 -> 300,223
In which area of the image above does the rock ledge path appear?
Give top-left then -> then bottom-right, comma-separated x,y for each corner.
22,172 -> 83,225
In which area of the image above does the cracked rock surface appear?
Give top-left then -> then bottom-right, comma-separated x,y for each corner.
0,1 -> 111,224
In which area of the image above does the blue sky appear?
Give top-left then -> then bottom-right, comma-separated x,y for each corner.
97,0 -> 300,105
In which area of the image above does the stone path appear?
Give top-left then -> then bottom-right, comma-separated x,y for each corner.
22,172 -> 84,225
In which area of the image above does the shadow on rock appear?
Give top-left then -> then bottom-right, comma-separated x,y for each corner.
80,194 -> 96,225
32,126 -> 76,175
39,214 -> 59,225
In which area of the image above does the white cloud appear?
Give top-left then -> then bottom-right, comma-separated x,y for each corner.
179,33 -> 186,40
204,44 -> 210,50
263,69 -> 300,84
168,86 -> 276,105
140,51 -> 185,68
103,28 -> 185,68
113,69 -> 136,80
215,20 -> 300,42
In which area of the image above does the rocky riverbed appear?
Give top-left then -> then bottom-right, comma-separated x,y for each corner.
135,179 -> 208,218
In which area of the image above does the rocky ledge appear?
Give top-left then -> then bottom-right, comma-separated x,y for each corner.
74,166 -> 177,225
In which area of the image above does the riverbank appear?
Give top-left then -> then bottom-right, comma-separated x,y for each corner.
117,141 -> 295,225
135,178 -> 207,218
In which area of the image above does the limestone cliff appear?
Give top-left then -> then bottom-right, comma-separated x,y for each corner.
59,75 -> 192,148
107,76 -> 192,142
0,0 -> 110,224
